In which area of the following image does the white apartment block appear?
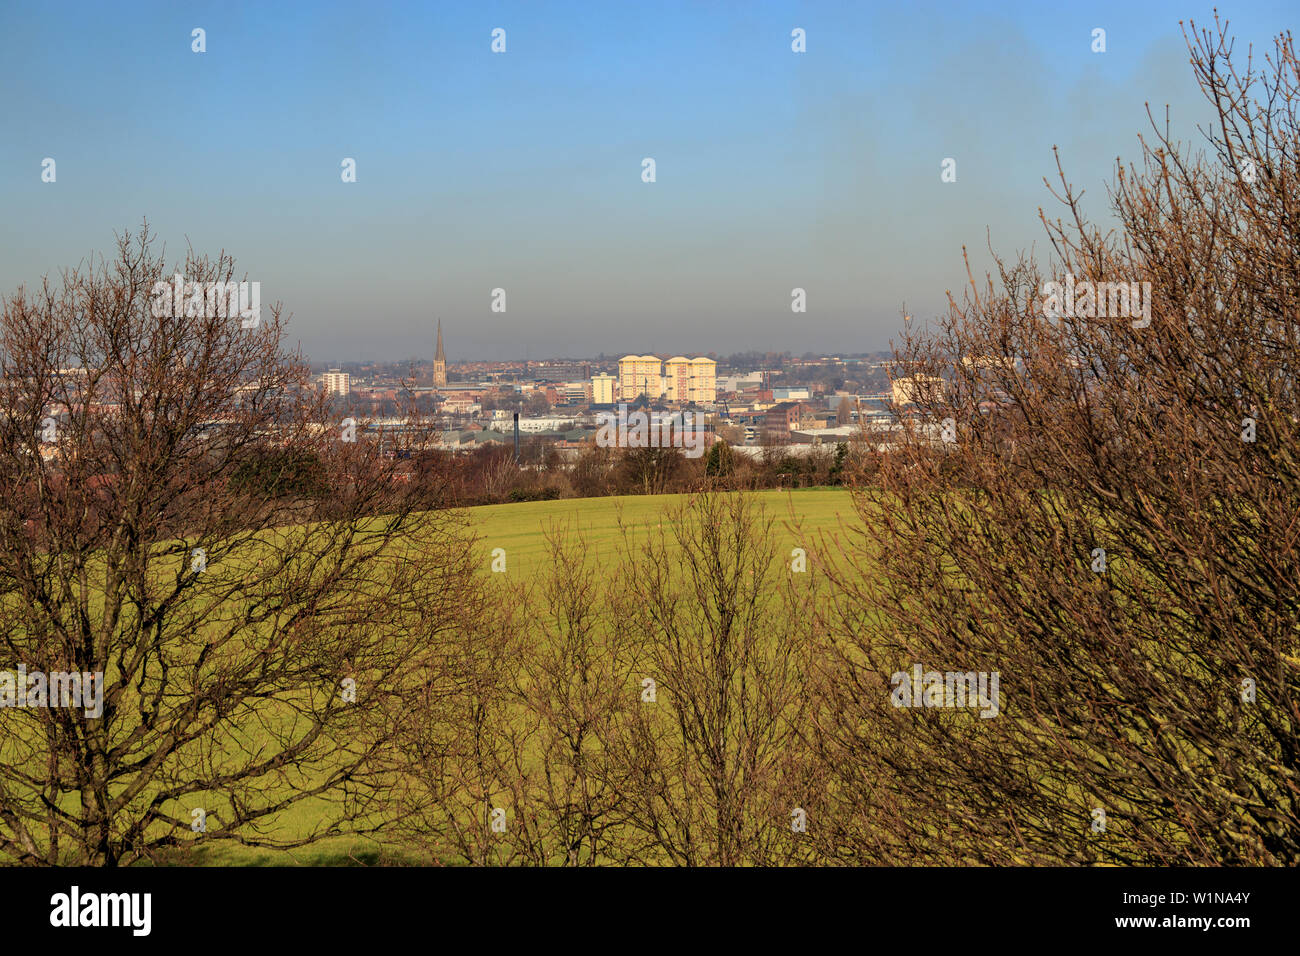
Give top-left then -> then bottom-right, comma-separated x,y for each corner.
320,370 -> 351,396
591,372 -> 616,404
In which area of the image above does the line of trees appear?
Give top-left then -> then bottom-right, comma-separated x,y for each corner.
414,439 -> 859,505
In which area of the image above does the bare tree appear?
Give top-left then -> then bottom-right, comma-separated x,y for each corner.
835,396 -> 853,427
0,225 -> 472,865
817,19 -> 1299,865
602,491 -> 827,865
387,573 -> 527,866
506,525 -> 636,864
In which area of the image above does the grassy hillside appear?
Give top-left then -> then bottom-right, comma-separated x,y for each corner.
185,488 -> 856,866
465,488 -> 854,575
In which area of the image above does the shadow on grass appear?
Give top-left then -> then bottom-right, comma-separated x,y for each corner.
145,842 -> 436,867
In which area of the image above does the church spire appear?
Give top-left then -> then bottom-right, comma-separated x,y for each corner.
433,319 -> 447,387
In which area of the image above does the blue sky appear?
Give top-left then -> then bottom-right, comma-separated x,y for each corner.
1,1 -> 1293,361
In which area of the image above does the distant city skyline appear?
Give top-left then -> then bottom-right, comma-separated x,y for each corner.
312,315 -> 899,365
311,336 -> 892,367
2,1 -> 1293,359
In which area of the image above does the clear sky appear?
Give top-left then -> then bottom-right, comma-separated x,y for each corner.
1,1 -> 1293,362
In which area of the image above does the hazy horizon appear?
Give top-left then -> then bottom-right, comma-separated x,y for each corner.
2,0 -> 1293,362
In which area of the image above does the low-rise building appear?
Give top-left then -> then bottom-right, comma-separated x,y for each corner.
891,375 -> 944,406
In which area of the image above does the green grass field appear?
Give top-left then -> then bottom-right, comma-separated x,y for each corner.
184,488 -> 858,866
465,488 -> 855,574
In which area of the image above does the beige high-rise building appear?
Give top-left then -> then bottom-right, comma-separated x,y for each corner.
688,356 -> 717,404
663,357 -> 691,402
618,355 -> 663,401
591,372 -> 616,404
618,354 -> 716,404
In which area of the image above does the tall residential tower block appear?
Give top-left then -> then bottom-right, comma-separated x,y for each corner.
617,355 -> 716,404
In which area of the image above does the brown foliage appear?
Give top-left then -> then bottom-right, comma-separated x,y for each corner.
815,18 -> 1299,865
